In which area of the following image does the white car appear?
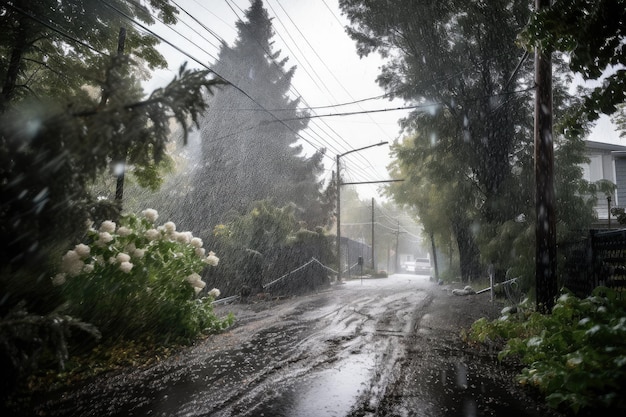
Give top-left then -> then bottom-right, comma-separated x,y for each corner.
404,258 -> 431,275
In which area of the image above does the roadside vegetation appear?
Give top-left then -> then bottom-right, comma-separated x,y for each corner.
2,0 -> 626,414
467,287 -> 626,414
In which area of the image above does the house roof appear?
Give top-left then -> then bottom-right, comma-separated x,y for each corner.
586,140 -> 626,152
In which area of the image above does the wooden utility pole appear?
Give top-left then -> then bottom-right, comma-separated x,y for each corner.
336,163 -> 342,282
336,142 -> 388,281
534,0 -> 557,313
395,219 -> 400,273
371,198 -> 375,270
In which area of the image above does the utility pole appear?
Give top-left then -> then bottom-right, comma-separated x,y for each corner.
534,0 -> 556,313
395,219 -> 400,273
606,195 -> 611,230
371,198 -> 375,270
336,162 -> 342,282
336,142 -> 388,282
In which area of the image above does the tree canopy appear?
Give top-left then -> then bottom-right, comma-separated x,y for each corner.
340,0 -> 536,281
0,0 -> 179,111
340,0 -> 598,284
0,0 -> 222,314
520,0 -> 626,133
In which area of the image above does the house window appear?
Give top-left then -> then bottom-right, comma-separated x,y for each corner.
582,155 -> 603,182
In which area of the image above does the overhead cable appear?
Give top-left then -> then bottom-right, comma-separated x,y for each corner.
101,0 -> 333,159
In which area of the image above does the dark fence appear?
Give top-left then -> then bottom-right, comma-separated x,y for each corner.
562,229 -> 626,298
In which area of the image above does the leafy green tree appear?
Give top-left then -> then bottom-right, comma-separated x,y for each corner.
0,0 -> 178,111
612,103 -> 626,138
180,0 -> 331,239
388,130 -> 482,282
0,62 -> 221,312
343,0 -> 597,285
520,0 -> 626,134
210,200 -> 333,296
0,0 -> 225,394
0,1 -> 222,313
340,0 -> 537,281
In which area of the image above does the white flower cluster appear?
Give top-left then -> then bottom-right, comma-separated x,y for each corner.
186,272 -> 206,294
52,209 -> 221,297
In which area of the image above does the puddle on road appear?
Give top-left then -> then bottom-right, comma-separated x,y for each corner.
251,353 -> 376,417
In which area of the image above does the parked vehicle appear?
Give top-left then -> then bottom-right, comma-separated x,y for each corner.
413,258 -> 432,275
402,257 -> 431,276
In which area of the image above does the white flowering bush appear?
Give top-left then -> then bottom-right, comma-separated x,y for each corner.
54,209 -> 232,343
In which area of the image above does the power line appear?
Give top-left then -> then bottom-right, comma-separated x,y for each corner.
167,0 -> 342,157
6,3 -> 109,57
267,0 -> 393,176
260,86 -> 537,123
101,0 -> 335,160
252,1 -> 372,171
321,0 -> 345,28
216,3 -> 375,175
125,0 -> 220,62
266,0 -> 340,103
221,0 -> 346,158
222,0 -> 383,179
171,0 -> 228,45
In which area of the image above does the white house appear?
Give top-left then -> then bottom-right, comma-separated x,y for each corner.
583,140 -> 626,227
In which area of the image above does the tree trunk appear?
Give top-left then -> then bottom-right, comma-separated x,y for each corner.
451,216 -> 481,283
0,17 -> 29,112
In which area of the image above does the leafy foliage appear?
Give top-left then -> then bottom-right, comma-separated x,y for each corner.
519,0 -> 626,134
0,60 -> 222,317
468,289 -> 626,413
341,0 -> 538,281
611,206 -> 626,225
55,209 -> 232,344
0,303 -> 101,399
343,0 -> 598,287
0,0 -> 229,398
209,200 -> 334,296
0,0 -> 179,109
612,103 -> 626,138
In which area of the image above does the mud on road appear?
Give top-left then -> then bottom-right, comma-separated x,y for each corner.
29,275 -> 565,417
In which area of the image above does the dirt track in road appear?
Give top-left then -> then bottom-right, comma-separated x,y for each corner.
30,275 -> 566,417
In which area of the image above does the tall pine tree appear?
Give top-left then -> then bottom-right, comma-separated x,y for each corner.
181,0 -> 329,238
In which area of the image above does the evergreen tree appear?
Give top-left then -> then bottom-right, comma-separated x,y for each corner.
181,0 -> 329,239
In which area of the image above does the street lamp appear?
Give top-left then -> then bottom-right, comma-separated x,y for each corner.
336,141 -> 388,282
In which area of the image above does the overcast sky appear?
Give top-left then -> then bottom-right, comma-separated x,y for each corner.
147,0 -> 622,201
147,0 -> 410,201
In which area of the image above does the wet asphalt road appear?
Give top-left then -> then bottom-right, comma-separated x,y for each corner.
34,274 -> 563,417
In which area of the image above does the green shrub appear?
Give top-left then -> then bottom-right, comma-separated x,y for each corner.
53,209 -> 233,344
0,304 -> 100,398
467,288 -> 626,413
